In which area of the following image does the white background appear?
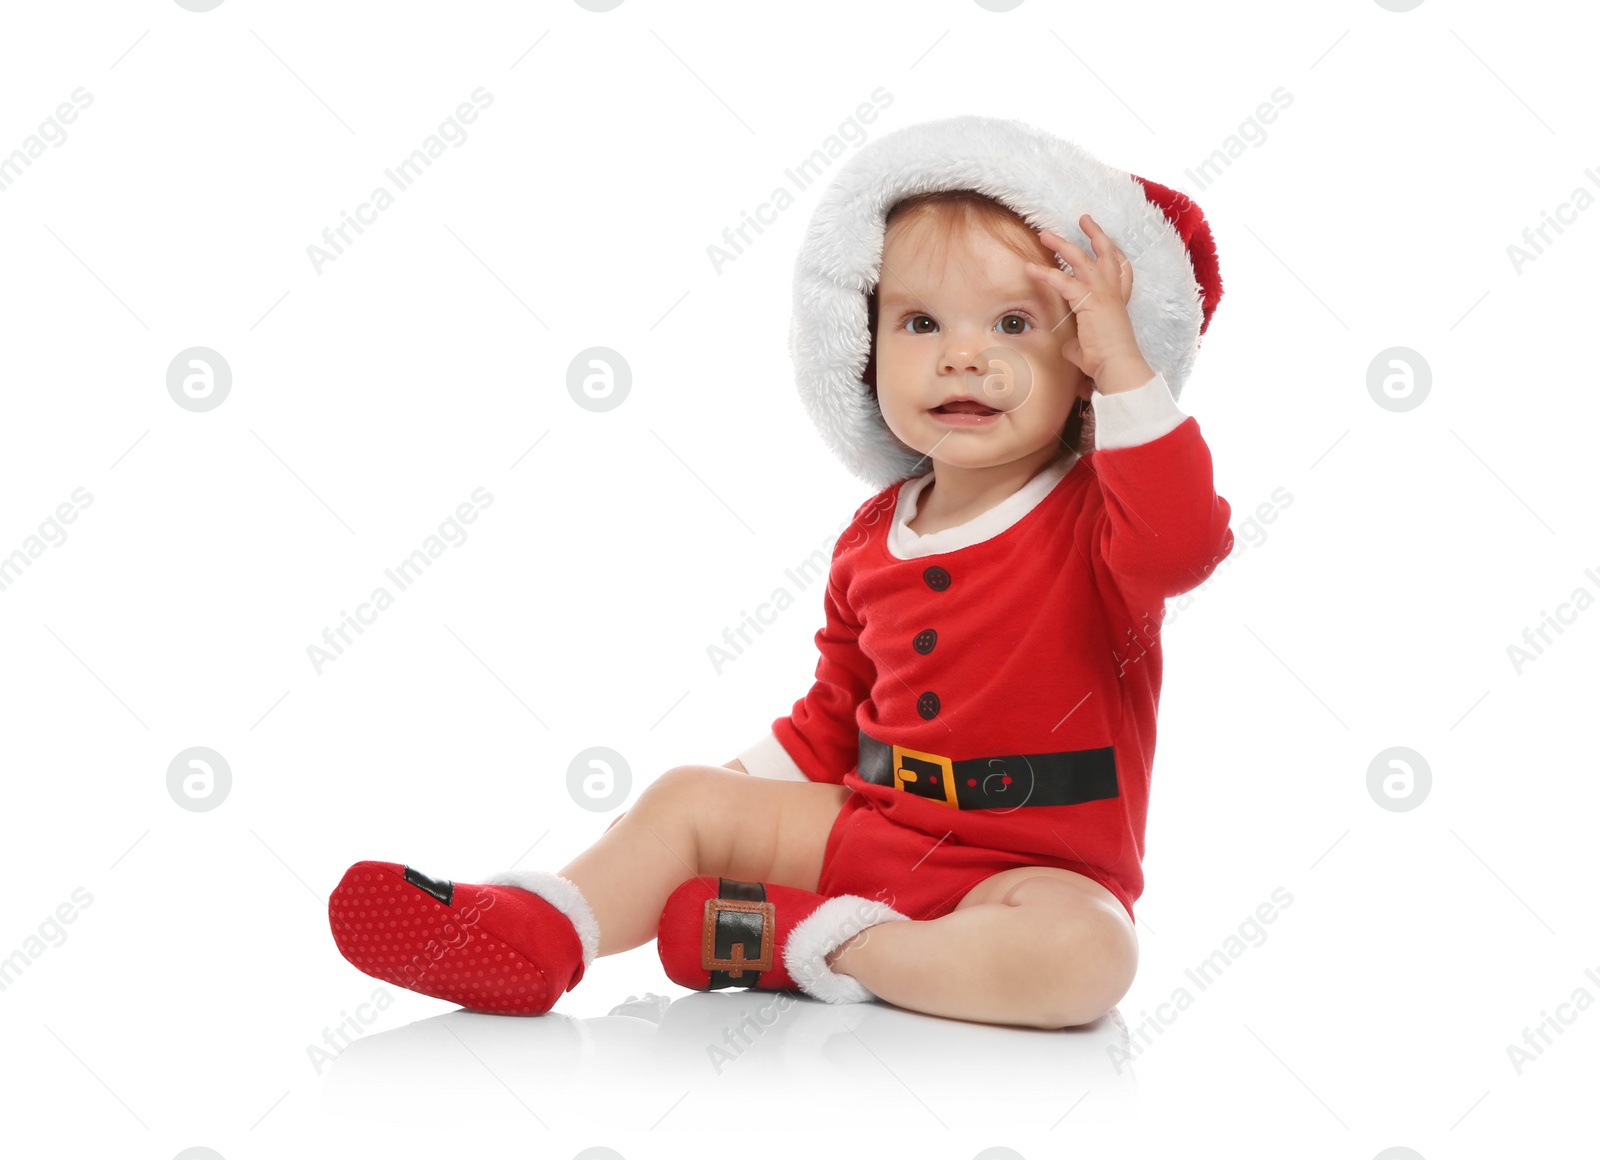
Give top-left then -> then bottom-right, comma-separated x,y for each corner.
0,0 -> 1595,1156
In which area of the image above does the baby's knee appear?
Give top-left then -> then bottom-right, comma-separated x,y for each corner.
633,764 -> 727,816
1009,884 -> 1137,1028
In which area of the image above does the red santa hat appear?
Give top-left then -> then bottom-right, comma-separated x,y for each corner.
788,114 -> 1223,488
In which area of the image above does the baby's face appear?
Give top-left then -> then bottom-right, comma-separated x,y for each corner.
873,216 -> 1090,471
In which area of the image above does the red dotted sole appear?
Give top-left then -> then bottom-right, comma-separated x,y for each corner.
329,866 -> 555,1016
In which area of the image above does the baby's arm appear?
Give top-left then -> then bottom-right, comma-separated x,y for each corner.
738,574 -> 871,784
1026,215 -> 1233,600
728,498 -> 885,783
1090,372 -> 1234,601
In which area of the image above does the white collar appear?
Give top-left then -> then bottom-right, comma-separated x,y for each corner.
885,453 -> 1080,560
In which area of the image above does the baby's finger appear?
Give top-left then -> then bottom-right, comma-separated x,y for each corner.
1080,214 -> 1118,261
1089,230 -> 1133,296
1025,260 -> 1085,305
1025,259 -> 1072,288
1114,245 -> 1134,300
1039,228 -> 1094,272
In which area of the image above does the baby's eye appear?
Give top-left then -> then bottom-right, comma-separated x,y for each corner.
901,315 -> 937,335
997,313 -> 1033,336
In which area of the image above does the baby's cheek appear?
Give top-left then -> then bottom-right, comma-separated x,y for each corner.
877,401 -> 916,442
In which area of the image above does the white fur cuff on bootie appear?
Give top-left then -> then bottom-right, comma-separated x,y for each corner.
483,869 -> 601,970
784,894 -> 911,1005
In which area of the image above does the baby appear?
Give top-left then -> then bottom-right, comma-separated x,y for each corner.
329,116 -> 1234,1031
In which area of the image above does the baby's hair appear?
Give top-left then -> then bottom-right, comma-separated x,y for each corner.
863,188 -> 1094,457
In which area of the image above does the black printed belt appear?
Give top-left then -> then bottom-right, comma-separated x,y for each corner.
856,728 -> 1119,810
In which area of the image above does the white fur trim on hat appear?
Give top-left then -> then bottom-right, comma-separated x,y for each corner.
790,114 -> 1207,488
783,894 -> 911,1004
483,869 -> 601,970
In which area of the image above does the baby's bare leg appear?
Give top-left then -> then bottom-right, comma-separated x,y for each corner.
825,867 -> 1138,1030
558,765 -> 851,958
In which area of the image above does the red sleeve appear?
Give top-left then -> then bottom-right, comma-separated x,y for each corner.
770,571 -> 874,785
766,486 -> 897,785
1091,415 -> 1234,602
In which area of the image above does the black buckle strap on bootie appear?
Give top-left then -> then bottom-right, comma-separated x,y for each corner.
403,865 -> 454,906
856,728 -> 1119,810
703,878 -> 776,989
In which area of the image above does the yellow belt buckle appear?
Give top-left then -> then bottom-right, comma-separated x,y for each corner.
891,743 -> 959,807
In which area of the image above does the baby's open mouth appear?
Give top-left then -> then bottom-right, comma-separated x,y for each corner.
932,401 -> 999,414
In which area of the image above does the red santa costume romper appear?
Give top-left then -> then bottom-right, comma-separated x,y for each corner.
736,373 -> 1232,926
733,112 -> 1234,931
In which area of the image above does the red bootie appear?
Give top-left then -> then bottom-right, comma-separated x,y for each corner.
328,861 -> 601,1016
656,876 -> 910,1004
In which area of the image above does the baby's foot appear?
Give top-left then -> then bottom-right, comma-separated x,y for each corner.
656,876 -> 908,1004
328,861 -> 599,1015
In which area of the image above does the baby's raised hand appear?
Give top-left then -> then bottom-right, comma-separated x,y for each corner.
1026,214 -> 1153,395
